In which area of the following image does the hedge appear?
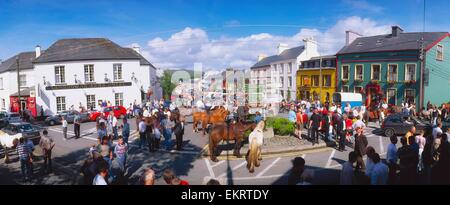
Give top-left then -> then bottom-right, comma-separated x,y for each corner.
265,117 -> 295,136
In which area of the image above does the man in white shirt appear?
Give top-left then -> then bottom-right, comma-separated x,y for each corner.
432,122 -> 443,139
61,116 -> 68,141
340,151 -> 356,185
93,160 -> 109,185
142,108 -> 150,117
344,103 -> 351,114
196,99 -> 205,111
112,114 -> 118,140
138,119 -> 147,149
370,153 -> 389,185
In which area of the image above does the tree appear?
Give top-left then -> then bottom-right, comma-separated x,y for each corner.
161,71 -> 176,100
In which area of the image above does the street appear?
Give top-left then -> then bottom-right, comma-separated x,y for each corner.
0,117 -> 392,185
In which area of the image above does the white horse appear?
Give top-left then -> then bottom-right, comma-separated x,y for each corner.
246,121 -> 265,173
0,130 -> 22,163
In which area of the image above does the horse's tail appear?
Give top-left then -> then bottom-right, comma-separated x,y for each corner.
247,138 -> 258,172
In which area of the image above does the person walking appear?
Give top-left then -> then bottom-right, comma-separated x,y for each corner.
309,108 -> 321,145
370,153 -> 389,185
337,113 -> 347,152
114,136 -> 128,170
340,151 -> 356,185
138,117 -> 147,150
61,116 -> 68,141
354,127 -> 368,170
386,135 -> 398,185
121,118 -> 130,144
39,130 -> 55,174
74,113 -> 81,139
322,111 -> 333,142
16,137 -> 33,182
173,116 -> 184,151
295,108 -> 304,139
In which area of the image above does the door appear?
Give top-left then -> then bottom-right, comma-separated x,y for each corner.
20,100 -> 27,112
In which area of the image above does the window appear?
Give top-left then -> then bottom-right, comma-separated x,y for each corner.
355,65 -> 364,81
302,76 -> 311,86
342,85 -> 349,92
387,89 -> 396,105
405,64 -> 416,81
1,99 -> 5,110
113,64 -> 122,81
84,64 -> 95,82
342,65 -> 350,80
288,63 -> 292,74
280,77 -> 284,86
354,86 -> 363,93
56,97 -> 66,113
312,75 -> 320,87
288,77 -> 292,87
19,75 -> 26,87
323,75 -> 331,87
388,64 -> 398,82
437,45 -> 444,61
115,93 -> 123,106
405,89 -> 415,104
55,66 -> 65,84
371,64 -> 381,81
0,77 -> 3,89
86,95 -> 96,110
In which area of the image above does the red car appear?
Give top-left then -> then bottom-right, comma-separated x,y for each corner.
89,106 -> 127,121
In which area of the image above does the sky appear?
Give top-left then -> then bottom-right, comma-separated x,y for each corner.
1,0 -> 449,70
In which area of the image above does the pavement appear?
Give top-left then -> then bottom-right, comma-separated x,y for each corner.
0,117 -> 393,185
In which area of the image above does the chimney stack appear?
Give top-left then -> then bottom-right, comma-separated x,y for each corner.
35,45 -> 41,58
133,45 -> 141,54
277,43 -> 288,55
391,26 -> 403,37
346,31 -> 362,46
257,54 -> 267,62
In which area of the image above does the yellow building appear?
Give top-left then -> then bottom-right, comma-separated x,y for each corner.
296,56 -> 336,103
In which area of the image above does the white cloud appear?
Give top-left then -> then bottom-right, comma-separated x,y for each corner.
137,16 -> 393,70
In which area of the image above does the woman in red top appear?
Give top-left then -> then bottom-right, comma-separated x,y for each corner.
295,107 -> 304,139
344,114 -> 353,143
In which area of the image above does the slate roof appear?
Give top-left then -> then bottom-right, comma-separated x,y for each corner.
0,51 -> 36,73
251,46 -> 305,69
337,32 -> 449,55
124,48 -> 153,67
34,38 -> 144,64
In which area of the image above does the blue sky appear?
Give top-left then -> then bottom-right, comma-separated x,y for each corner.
1,0 -> 449,69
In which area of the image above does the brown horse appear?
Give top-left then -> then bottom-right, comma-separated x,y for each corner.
208,121 -> 257,162
193,106 -> 228,136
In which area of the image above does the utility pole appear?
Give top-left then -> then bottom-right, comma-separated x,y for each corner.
319,57 -> 323,103
16,56 -> 21,116
419,0 -> 426,110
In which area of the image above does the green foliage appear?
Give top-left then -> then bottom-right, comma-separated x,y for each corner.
161,71 -> 177,100
265,117 -> 295,136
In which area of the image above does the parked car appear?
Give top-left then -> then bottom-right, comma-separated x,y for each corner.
89,106 -> 127,121
45,110 -> 90,126
0,111 -> 9,129
0,122 -> 41,148
382,114 -> 431,138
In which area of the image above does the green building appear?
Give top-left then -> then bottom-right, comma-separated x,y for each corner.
336,26 -> 450,110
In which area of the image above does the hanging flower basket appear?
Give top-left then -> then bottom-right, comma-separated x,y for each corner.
370,80 -> 379,84
341,79 -> 349,84
387,80 -> 397,86
405,80 -> 416,85
354,79 -> 363,84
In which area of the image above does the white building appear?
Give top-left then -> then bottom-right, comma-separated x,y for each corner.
0,38 -> 159,116
250,38 -> 320,101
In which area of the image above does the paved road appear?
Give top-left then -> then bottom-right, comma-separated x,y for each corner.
0,117 -> 391,185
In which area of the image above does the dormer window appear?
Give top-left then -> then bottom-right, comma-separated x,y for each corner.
356,42 -> 363,46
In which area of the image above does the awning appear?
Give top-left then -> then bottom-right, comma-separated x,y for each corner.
10,86 -> 35,97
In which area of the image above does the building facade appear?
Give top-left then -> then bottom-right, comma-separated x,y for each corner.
336,26 -> 450,109
297,55 -> 336,103
0,38 -> 159,116
250,38 -> 320,102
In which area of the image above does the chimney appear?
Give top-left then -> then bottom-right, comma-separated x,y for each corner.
391,26 -> 403,37
346,31 -> 362,46
133,45 -> 141,54
35,45 -> 41,58
303,37 -> 319,58
257,54 -> 267,62
277,43 -> 288,55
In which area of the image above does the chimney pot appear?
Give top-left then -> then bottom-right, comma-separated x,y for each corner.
345,30 -> 362,46
35,45 -> 41,58
133,46 -> 140,54
257,54 -> 267,62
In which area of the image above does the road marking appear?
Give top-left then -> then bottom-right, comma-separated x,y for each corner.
256,157 -> 281,177
379,136 -> 384,154
211,160 -> 225,168
325,149 -> 336,168
204,158 -> 216,178
230,174 -> 285,181
217,161 -> 247,178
